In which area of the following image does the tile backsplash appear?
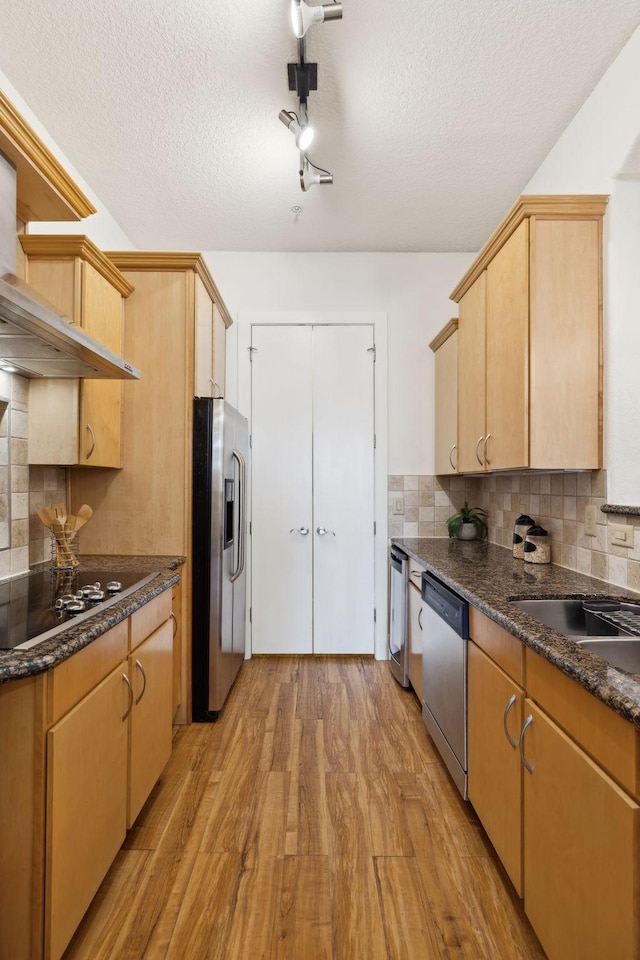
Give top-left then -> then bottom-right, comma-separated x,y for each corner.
388,469 -> 640,592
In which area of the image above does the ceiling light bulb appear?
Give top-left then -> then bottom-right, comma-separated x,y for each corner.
279,109 -> 314,150
291,0 -> 343,39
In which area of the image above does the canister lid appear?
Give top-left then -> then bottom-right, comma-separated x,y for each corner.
515,514 -> 535,526
525,524 -> 548,537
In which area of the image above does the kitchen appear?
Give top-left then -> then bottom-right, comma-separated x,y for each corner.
0,3 -> 640,959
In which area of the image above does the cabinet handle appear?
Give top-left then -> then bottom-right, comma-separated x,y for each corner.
418,607 -> 423,630
134,659 -> 147,705
475,436 -> 485,465
483,433 -> 492,466
503,694 -> 518,749
85,422 -> 96,460
448,444 -> 457,471
170,611 -> 178,638
518,714 -> 535,773
210,379 -> 223,398
122,673 -> 134,720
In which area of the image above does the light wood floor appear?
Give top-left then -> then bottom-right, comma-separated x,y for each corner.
64,656 -> 545,959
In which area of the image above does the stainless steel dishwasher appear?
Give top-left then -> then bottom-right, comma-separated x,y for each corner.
388,546 -> 410,687
421,571 -> 470,798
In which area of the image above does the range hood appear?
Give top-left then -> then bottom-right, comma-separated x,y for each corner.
0,153 -> 140,380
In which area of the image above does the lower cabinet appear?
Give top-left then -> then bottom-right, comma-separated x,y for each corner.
128,619 -> 174,826
467,641 -> 524,894
45,665 -> 128,960
523,700 -> 640,960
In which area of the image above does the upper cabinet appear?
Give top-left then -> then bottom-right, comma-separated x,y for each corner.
20,235 -> 135,467
0,90 -> 95,223
450,195 -> 607,473
429,319 -> 458,474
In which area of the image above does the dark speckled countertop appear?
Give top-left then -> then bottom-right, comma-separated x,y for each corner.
393,537 -> 640,728
0,555 -> 184,684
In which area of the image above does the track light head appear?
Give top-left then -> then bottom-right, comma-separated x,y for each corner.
279,109 -> 314,150
291,0 -> 343,39
299,154 -> 333,191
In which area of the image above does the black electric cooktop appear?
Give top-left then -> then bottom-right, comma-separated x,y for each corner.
0,567 -> 158,651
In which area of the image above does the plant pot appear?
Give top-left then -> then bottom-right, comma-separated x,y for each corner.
456,521 -> 479,541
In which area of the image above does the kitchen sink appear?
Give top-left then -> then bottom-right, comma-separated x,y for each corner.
510,598 -> 616,636
576,637 -> 640,675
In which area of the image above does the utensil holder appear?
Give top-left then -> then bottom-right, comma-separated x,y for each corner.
51,527 -> 80,569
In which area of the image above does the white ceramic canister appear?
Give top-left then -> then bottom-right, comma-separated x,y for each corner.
512,514 -> 535,560
523,524 -> 551,564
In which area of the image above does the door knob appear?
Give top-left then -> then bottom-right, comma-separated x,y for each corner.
289,526 -> 309,535
316,526 -> 336,536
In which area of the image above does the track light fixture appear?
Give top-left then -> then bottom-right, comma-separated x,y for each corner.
299,154 -> 333,191
279,109 -> 314,151
291,0 -> 343,39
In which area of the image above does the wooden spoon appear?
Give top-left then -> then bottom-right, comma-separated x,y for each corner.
36,507 -> 56,529
73,504 -> 93,531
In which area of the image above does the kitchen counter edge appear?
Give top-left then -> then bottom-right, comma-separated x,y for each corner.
0,555 -> 184,683
393,537 -> 640,728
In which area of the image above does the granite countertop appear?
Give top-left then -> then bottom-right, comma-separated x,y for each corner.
393,537 -> 640,728
0,555 -> 184,684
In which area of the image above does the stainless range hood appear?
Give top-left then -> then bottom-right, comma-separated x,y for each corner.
0,152 -> 140,380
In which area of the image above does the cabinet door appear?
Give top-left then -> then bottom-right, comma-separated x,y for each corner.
468,642 -> 524,895
485,219 -> 529,470
523,700 -> 639,960
78,262 -> 124,467
457,273 -> 486,472
433,329 -> 458,475
407,579 -> 424,702
194,274 -> 214,397
46,664 -> 128,960
172,579 -> 182,719
128,619 -> 174,826
212,302 -> 227,398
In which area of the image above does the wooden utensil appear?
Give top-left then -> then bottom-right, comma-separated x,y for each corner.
73,504 -> 93,531
37,507 -> 56,529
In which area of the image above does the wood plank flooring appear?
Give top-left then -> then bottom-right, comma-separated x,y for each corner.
63,656 -> 545,959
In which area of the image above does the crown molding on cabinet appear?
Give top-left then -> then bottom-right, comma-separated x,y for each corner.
105,251 -> 233,328
450,194 -> 609,303
429,318 -> 458,352
0,90 -> 96,222
19,234 -> 135,297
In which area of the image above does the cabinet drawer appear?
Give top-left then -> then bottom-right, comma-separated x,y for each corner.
130,589 -> 172,651
526,647 -> 640,799
469,605 -> 524,685
407,562 -> 425,590
47,621 -> 128,726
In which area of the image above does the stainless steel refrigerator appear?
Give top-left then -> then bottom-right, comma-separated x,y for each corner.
192,397 -> 248,720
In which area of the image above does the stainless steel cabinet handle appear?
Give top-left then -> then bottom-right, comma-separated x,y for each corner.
316,527 -> 336,536
518,714 -> 535,773
122,673 -> 134,721
134,659 -> 147,705
290,526 -> 310,535
418,607 -> 423,630
449,444 -> 457,471
484,433 -> 492,466
475,436 -> 485,465
210,379 -> 222,398
85,422 -> 96,460
503,694 -> 518,749
170,611 -> 178,638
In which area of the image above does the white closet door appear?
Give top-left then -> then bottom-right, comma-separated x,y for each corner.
313,326 -> 375,654
251,326 -> 313,654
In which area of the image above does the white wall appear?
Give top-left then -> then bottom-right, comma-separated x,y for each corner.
204,251 -> 474,476
524,24 -> 640,505
0,68 -> 134,250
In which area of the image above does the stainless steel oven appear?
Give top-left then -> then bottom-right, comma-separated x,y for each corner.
388,546 -> 410,687
421,570 -> 470,798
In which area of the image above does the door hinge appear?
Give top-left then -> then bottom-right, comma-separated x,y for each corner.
374,433 -> 377,449
249,520 -> 252,535
374,521 -> 377,535
248,346 -> 258,362
249,434 -> 252,448
367,345 -> 376,361
249,607 -> 252,623
374,608 -> 377,623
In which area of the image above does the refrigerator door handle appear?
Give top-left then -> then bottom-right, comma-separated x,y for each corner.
230,449 -> 246,582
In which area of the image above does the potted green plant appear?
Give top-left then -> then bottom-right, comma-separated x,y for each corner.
446,501 -> 488,540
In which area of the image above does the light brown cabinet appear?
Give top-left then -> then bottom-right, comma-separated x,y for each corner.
69,253 -> 232,722
20,235 -> 134,467
451,195 -> 607,472
0,589 -> 174,960
468,605 -> 640,960
429,319 -> 458,475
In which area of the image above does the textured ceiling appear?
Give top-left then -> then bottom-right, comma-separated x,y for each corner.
0,0 -> 639,252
